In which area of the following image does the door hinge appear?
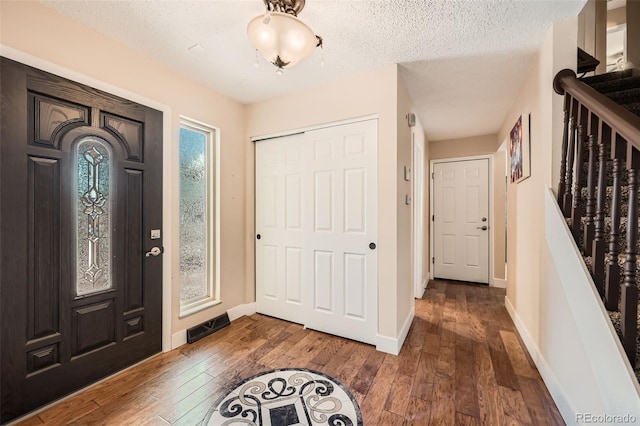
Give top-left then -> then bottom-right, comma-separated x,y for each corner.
432,257 -> 435,264
432,214 -> 434,221
431,172 -> 434,179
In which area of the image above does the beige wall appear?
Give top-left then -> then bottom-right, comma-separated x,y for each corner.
628,0 -> 640,66
245,65 -> 413,340
429,134 -> 500,160
578,0 -> 608,74
495,18 -> 621,419
0,1 -> 248,335
608,6 -> 627,28
500,57 -> 542,337
397,74 -> 414,326
428,134 -> 506,282
493,150 -> 507,281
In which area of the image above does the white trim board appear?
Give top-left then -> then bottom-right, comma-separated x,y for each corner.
413,125 -> 426,299
0,45 -> 174,353
376,306 -> 415,355
429,154 -> 495,286
492,278 -> 507,289
415,277 -> 428,299
504,296 -> 577,425
227,302 -> 257,322
250,114 -> 378,142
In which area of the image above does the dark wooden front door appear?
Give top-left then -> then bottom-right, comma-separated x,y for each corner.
0,57 -> 163,423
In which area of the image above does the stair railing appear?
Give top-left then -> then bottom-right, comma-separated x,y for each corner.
554,69 -> 640,365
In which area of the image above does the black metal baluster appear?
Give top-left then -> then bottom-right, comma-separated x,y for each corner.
605,131 -> 624,310
591,118 -> 607,295
571,105 -> 588,242
622,143 -> 639,365
563,99 -> 579,217
583,112 -> 599,255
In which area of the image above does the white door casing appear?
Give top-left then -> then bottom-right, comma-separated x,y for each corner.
432,159 -> 489,283
413,132 -> 425,298
255,119 -> 378,345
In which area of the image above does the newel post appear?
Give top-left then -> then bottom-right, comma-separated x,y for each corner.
558,94 -> 571,206
553,69 -> 578,212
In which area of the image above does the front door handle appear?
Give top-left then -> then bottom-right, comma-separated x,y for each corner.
145,246 -> 164,257
476,226 -> 488,231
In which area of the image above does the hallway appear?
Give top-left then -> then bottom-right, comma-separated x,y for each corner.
16,281 -> 563,425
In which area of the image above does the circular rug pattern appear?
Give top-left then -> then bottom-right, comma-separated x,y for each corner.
203,368 -> 363,426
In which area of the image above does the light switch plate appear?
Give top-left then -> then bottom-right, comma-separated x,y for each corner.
151,229 -> 161,240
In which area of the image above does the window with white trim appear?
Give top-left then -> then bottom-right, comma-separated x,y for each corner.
179,118 -> 219,316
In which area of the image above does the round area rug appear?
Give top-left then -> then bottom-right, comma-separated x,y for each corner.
203,368 -> 363,426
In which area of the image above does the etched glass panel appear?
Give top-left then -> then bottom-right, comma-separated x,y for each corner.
179,127 -> 208,303
75,137 -> 112,296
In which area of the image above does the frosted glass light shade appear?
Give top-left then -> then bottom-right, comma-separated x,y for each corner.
247,12 -> 318,69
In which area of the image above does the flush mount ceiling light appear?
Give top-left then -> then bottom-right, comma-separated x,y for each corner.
247,0 -> 323,74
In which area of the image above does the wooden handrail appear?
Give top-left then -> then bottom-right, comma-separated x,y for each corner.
553,69 -> 640,148
554,67 -> 640,367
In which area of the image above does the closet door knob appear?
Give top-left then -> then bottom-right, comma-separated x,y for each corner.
369,243 -> 376,250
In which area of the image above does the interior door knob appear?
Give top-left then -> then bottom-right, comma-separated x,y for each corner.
476,226 -> 488,231
369,243 -> 376,250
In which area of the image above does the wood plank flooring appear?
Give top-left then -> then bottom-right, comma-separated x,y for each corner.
15,280 -> 564,425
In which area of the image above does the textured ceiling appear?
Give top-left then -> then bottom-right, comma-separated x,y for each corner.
41,0 -> 586,141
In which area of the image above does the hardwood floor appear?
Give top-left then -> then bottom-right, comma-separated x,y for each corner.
15,280 -> 564,425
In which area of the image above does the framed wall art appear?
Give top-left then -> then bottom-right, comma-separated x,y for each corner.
509,114 -> 531,183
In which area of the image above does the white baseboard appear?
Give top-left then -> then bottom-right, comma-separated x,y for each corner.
171,330 -> 187,350
170,302 -> 257,351
492,278 -> 507,289
504,296 -> 577,425
376,306 -> 415,355
227,302 -> 257,322
421,277 -> 428,296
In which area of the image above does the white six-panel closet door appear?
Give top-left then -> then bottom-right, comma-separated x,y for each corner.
255,119 -> 378,345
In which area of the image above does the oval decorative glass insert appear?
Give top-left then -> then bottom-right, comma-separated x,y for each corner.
75,137 -> 112,296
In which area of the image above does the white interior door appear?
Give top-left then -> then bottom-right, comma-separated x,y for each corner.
255,120 -> 378,345
255,134 -> 307,325
302,121 -> 378,344
433,159 -> 489,283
